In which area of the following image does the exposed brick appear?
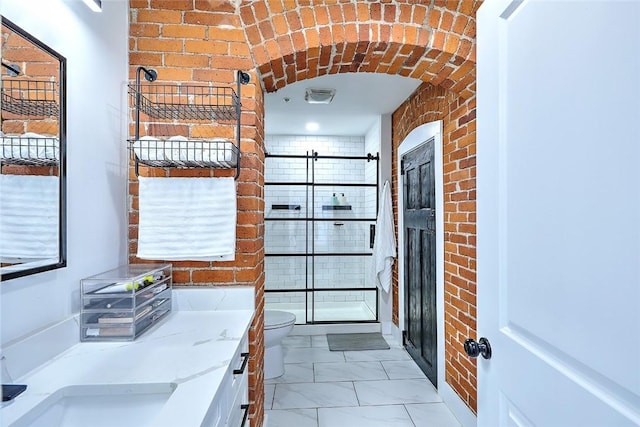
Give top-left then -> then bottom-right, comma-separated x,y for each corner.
254,1 -> 269,21
137,38 -> 183,52
414,5 -> 427,25
136,9 -> 182,24
300,7 -> 315,27
130,23 -> 160,37
343,3 -> 356,21
315,6 -> 329,25
162,24 -> 206,39
428,8 -> 441,28
192,269 -> 235,283
164,53 -> 209,67
272,14 -> 288,36
286,10 -> 302,32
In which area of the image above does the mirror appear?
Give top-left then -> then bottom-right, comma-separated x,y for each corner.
0,17 -> 66,281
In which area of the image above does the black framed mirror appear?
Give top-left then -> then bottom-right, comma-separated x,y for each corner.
1,17 -> 66,281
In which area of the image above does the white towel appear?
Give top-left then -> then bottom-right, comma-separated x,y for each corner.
0,174 -> 59,260
372,180 -> 396,293
132,136 -> 169,161
132,136 -> 236,166
1,132 -> 59,161
137,177 -> 236,261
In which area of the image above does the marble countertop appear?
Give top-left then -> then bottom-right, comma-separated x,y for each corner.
1,309 -> 254,427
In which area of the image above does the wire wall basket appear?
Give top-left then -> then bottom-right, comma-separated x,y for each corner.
1,80 -> 59,117
0,136 -> 60,166
130,137 -> 238,169
128,84 -> 238,121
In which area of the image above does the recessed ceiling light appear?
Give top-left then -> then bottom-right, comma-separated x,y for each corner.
305,88 -> 336,104
305,122 -> 319,131
82,0 -> 102,12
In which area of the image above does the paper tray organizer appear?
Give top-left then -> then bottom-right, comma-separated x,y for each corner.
80,263 -> 172,341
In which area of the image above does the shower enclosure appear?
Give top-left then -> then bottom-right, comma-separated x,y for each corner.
264,139 -> 379,324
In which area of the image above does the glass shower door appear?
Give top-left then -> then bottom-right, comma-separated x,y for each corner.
264,152 -> 379,324
309,155 -> 378,322
264,154 -> 311,324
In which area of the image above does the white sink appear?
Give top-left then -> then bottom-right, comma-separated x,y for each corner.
11,383 -> 176,427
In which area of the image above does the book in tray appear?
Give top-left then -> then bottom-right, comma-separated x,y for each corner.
97,305 -> 152,324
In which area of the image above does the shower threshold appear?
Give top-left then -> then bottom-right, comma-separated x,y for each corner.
265,300 -> 376,324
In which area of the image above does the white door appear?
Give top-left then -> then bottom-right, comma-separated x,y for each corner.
477,1 -> 640,426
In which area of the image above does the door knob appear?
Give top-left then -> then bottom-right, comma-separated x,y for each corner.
464,337 -> 492,360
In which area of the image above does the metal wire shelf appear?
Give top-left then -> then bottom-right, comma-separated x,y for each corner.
1,80 -> 59,116
0,136 -> 59,166
129,137 -> 238,169
128,84 -> 238,121
129,68 -> 250,178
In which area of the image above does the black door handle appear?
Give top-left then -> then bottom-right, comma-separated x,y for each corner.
464,337 -> 492,360
369,224 -> 375,249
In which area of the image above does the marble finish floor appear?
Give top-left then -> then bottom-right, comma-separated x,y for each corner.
265,334 -> 462,427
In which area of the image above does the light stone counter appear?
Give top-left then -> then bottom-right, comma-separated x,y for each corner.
1,288 -> 255,427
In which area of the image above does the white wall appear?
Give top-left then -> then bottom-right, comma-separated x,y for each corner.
364,115 -> 396,333
363,119 -> 380,317
0,0 -> 129,345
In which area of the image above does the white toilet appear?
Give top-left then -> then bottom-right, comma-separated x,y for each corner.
264,310 -> 296,379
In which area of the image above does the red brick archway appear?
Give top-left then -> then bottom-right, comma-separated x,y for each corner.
239,1 -> 479,98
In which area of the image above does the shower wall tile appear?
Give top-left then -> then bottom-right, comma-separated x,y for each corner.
265,135 -> 376,305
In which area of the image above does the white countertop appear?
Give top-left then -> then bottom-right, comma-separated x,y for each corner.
1,309 -> 254,427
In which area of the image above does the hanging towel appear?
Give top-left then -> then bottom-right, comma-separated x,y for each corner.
0,174 -> 59,261
371,180 -> 396,293
137,176 -> 236,261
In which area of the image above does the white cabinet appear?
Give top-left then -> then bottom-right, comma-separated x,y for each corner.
227,332 -> 250,427
203,331 -> 250,427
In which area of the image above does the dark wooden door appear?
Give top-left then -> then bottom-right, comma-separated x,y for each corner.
402,139 -> 437,388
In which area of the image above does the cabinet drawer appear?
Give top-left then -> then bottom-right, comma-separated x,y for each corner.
202,371 -> 232,427
226,372 -> 249,427
230,334 -> 249,396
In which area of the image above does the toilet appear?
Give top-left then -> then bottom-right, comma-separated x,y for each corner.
264,310 -> 296,379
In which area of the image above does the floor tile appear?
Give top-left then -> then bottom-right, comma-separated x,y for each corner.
284,347 -> 345,364
383,334 -> 402,348
265,334 -> 457,427
311,335 -> 328,348
266,363 -> 314,384
272,382 -> 358,409
266,408 -> 318,427
314,361 -> 388,382
282,335 -> 312,348
382,360 -> 427,379
318,405 -> 415,427
405,403 -> 462,427
354,379 -> 442,405
264,384 -> 275,410
343,348 -> 411,362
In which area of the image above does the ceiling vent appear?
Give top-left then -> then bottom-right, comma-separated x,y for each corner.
305,88 -> 336,104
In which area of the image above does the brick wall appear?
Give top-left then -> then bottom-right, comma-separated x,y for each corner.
392,82 -> 477,412
129,0 -> 481,423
